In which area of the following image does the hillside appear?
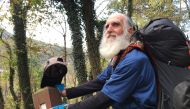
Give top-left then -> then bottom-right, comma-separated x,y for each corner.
0,29 -> 73,68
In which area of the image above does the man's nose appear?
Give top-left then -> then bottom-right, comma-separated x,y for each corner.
106,25 -> 113,33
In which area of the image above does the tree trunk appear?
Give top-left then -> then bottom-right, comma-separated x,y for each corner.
0,86 -> 4,109
128,0 -> 133,17
80,0 -> 102,79
60,0 -> 87,84
0,30 -> 4,109
9,66 -> 20,109
11,0 -> 34,108
95,20 -> 105,43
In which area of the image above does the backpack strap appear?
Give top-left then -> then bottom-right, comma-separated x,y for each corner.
186,40 -> 190,69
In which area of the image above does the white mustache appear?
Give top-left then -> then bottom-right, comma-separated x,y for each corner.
107,33 -> 116,38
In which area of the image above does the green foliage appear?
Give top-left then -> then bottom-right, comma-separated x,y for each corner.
29,55 -> 43,92
107,0 -> 189,30
108,0 -> 128,13
1,70 -> 9,81
4,94 -> 16,108
29,0 -> 42,7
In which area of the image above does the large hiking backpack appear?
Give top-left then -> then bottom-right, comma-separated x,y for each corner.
134,18 -> 190,109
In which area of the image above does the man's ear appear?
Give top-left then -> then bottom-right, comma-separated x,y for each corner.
128,28 -> 134,35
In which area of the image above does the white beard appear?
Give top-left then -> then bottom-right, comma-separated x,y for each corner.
99,31 -> 130,60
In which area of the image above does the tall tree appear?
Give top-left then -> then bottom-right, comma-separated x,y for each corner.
53,0 -> 87,84
0,29 -> 20,109
10,0 -> 33,108
80,0 -> 101,79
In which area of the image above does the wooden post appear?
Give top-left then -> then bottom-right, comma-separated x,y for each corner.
33,87 -> 62,109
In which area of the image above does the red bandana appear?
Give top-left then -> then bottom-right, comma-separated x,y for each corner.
111,41 -> 144,68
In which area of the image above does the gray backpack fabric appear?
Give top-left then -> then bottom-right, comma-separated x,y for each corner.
134,18 -> 190,109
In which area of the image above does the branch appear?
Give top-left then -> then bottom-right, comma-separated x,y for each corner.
0,29 -> 4,39
183,0 -> 190,18
0,0 -> 6,11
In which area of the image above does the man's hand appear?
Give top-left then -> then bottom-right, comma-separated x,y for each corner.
55,84 -> 67,97
60,89 -> 67,97
51,104 -> 68,109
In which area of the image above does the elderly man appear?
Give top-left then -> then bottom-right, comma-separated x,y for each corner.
56,13 -> 157,109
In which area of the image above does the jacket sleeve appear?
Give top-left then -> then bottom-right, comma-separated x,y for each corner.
68,91 -> 113,109
66,79 -> 105,99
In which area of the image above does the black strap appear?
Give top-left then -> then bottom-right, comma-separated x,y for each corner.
68,92 -> 112,109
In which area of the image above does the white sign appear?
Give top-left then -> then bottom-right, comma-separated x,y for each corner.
40,103 -> 47,109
